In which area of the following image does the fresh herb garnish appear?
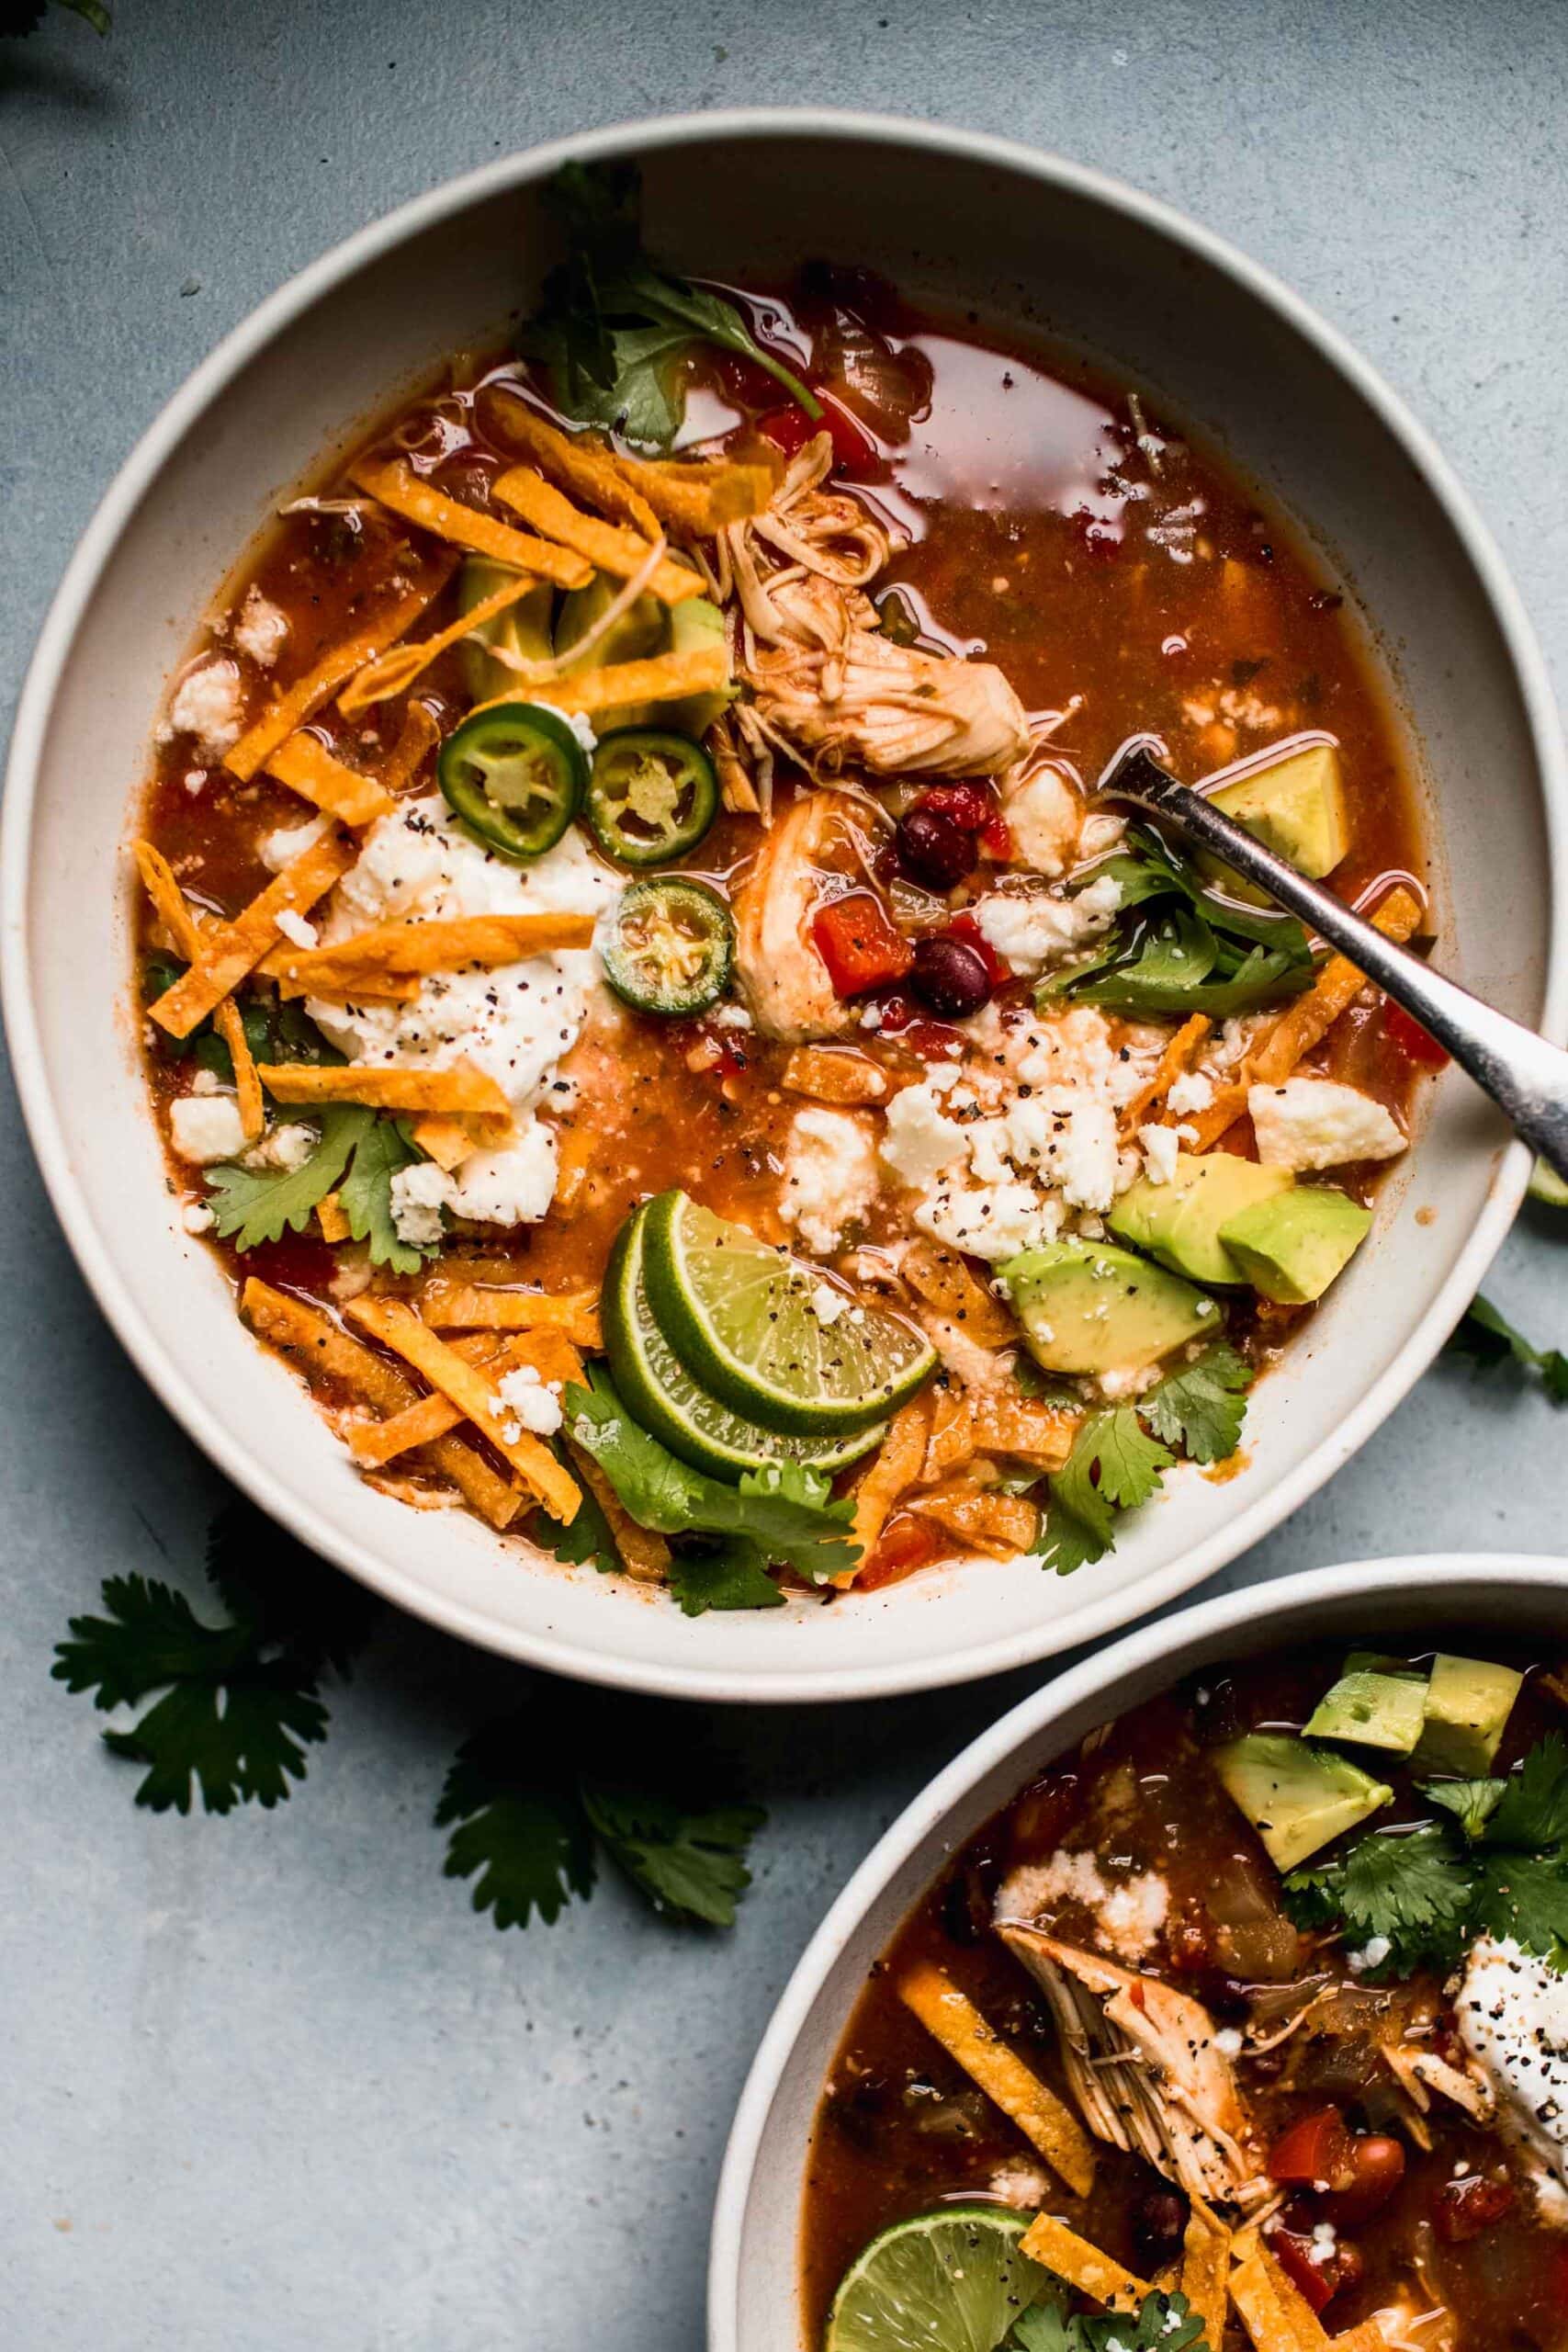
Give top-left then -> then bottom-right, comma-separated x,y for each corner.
51,1498 -> 376,1814
1037,1342 -> 1254,1573
1007,2290 -> 1210,2352
1283,1733 -> 1568,1975
437,1710 -> 764,1929
666,1539 -> 789,1618
335,1112 -> 431,1275
519,161 -> 819,447
205,1103 -> 436,1272
1041,824 -> 1314,1019
567,1367 -> 859,1587
1446,1295 -> 1568,1404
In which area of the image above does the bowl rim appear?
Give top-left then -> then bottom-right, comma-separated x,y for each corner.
705,1550 -> 1568,2347
5,108 -> 1564,1704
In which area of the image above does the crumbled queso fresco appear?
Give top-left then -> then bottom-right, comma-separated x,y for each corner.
993,1848 -> 1170,1963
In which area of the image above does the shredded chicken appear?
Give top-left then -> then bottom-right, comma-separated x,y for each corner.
998,1926 -> 1273,2213
716,433 -> 1030,790
729,790 -> 859,1043
1381,2041 -> 1497,2123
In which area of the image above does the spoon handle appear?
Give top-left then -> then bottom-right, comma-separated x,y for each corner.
1103,742 -> 1568,1186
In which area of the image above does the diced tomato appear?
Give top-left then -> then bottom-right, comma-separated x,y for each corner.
1322,2134 -> 1406,2227
1382,998 -> 1449,1069
857,1514 -> 942,1592
920,782 -> 994,832
979,815 -> 1014,863
871,989 -> 915,1035
814,389 -> 880,472
947,911 -> 1009,988
902,1017 -> 965,1061
812,893 -> 913,998
1269,2107 -> 1355,2191
1434,2172 -> 1516,2244
755,402 -> 818,459
1267,2221 -> 1364,2314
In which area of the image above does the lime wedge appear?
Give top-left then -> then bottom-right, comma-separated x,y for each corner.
1529,1156 -> 1568,1208
642,1190 -> 936,1436
826,2205 -> 1065,2352
602,1204 -> 885,1482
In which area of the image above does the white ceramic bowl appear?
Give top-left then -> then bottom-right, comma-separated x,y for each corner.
709,1554 -> 1568,2348
4,113 -> 1563,1702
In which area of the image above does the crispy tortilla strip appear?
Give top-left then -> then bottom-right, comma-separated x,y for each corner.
1231,2249 -> 1331,2352
411,1115 -> 474,1173
255,1058 -> 510,1120
921,1385 -> 976,1484
350,458 -> 592,590
1180,2209 -> 1232,2352
782,1046 -> 887,1106
316,1191 -> 351,1244
1185,887 -> 1424,1149
336,572 -> 536,716
632,452 -> 779,530
1122,1012 -> 1211,1138
132,840 -> 264,1139
266,910 -> 596,992
415,1279 -> 603,1349
344,1295 -> 581,1521
566,1439 -> 672,1584
899,1964 -> 1096,2196
264,731 -> 396,825
475,638 -> 728,721
148,830 -> 356,1040
263,967 -> 421,1006
913,1486 -> 1039,1561
966,1391 -> 1079,1472
378,698 -> 441,794
492,465 -> 703,605
239,1277 -> 520,1528
1018,2216 -> 1142,2310
848,1391 -> 935,1575
225,563 -> 455,780
901,1238 -> 1018,1347
485,394 -> 661,537
350,1330 -> 583,1467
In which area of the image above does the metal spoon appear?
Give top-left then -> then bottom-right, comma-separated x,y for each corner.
1101,740 -> 1568,1186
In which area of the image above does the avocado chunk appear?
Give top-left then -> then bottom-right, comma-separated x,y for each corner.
1201,741 -> 1350,902
1414,1654 -> 1525,1776
1305,1665 -> 1429,1755
665,595 -> 735,737
459,559 -> 556,703
555,575 -> 667,729
1000,1238 -> 1223,1378
1109,1153 -> 1292,1287
1212,1732 -> 1393,1871
1218,1184 -> 1372,1305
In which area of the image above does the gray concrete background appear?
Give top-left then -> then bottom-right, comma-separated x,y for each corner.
3,4 -> 1565,2346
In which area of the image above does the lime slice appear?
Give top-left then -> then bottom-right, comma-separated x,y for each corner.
603,1204 -> 885,1482
642,1190 -> 936,1436
826,2205 -> 1065,2352
1529,1156 -> 1568,1208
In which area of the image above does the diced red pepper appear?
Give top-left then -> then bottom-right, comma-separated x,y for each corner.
1269,2107 -> 1355,2191
947,910 -> 1009,989
979,815 -> 1014,863
1434,2172 -> 1515,2244
812,893 -> 913,998
903,1017 -> 966,1061
814,390 -> 880,472
920,782 -> 995,832
1267,2222 -> 1364,2314
1383,998 -> 1449,1069
857,1513 -> 942,1592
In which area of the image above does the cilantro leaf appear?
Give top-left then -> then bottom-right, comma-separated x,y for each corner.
338,1114 -> 434,1274
1285,1825 -> 1475,1976
1141,1341 -> 1253,1464
529,1464 -> 623,1575
53,1574 -> 252,1707
1473,1848 -> 1568,1964
581,1782 -> 765,1927
521,161 -> 818,447
1036,1406 -> 1173,1575
1424,1776 -> 1507,1841
666,1539 -> 786,1617
201,1494 -> 380,1678
1087,1405 -> 1174,1510
1007,2290 -> 1208,2352
103,1667 -> 327,1815
205,1103 -> 371,1250
1484,1732 -> 1568,1851
566,1369 -> 858,1584
1447,1295 -> 1568,1404
435,1722 -> 598,1929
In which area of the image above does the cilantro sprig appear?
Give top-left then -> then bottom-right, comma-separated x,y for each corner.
519,162 -> 819,447
1037,1341 -> 1252,1575
205,1103 -> 435,1273
1283,1733 -> 1568,1977
1446,1295 -> 1568,1405
1007,2290 -> 1209,2352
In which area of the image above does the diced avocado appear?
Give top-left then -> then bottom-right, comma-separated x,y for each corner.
459,559 -> 555,703
1200,741 -> 1350,902
1414,1654 -> 1525,1776
1109,1153 -> 1292,1287
1305,1666 -> 1429,1755
555,575 -> 667,729
1212,1732 -> 1393,1871
1345,1649 -> 1427,1681
999,1238 -> 1223,1378
1218,1185 -> 1372,1305
665,595 -> 736,737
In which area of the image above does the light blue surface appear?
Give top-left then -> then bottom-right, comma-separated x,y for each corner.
3,6 -> 1566,2346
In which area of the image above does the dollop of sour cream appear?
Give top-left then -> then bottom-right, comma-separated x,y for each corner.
1457,1935 -> 1568,2222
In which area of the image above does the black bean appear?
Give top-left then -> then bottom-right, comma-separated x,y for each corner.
895,808 -> 976,890
910,934 -> 992,1019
